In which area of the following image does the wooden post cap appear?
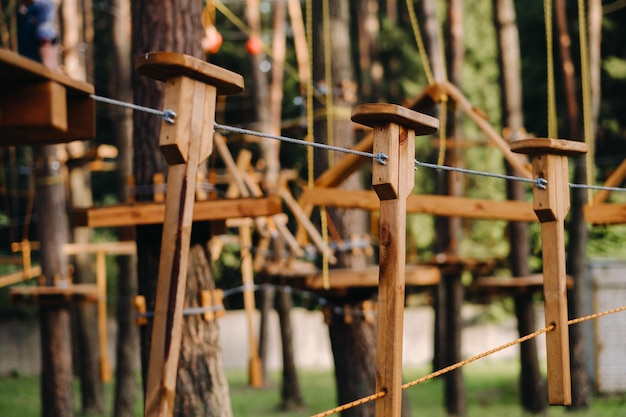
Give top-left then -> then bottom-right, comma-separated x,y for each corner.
136,52 -> 243,164
351,103 -> 439,135
135,51 -> 243,95
510,138 -> 587,156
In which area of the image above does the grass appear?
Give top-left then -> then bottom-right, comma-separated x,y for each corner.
1,360 -> 626,417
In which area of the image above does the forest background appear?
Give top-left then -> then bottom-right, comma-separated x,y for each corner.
0,1 -> 625,417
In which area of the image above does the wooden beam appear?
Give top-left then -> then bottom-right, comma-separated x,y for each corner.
313,133 -> 374,188
584,203 -> 626,225
440,81 -> 532,179
9,283 -> 99,305
352,103 -> 438,417
305,265 -> 440,289
0,266 -> 42,288
592,158 -> 626,205
72,197 -> 281,228
511,137 -> 587,406
63,241 -> 137,255
300,188 -> 537,221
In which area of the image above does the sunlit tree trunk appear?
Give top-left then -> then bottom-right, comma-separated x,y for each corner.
131,1 -> 232,414
493,0 -> 547,413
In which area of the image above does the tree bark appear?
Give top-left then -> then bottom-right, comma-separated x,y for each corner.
493,0 -> 547,413
131,1 -> 231,414
108,1 -> 140,416
312,2 -> 384,416
175,243 -> 233,417
61,0 -> 104,411
553,0 -> 592,408
275,288 -> 303,410
34,144 -> 74,417
328,310 -> 377,417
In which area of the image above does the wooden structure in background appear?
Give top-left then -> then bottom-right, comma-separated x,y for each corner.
512,138 -> 587,405
0,49 -> 94,144
352,103 -> 439,417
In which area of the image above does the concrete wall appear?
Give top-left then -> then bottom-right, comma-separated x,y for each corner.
0,306 -> 544,376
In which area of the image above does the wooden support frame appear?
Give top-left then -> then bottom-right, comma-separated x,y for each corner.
511,138 -> 587,406
136,52 -> 243,417
352,103 -> 438,417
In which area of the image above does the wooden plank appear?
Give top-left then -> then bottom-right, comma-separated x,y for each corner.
300,188 -> 537,221
305,265 -> 440,289
9,283 -> 99,305
0,266 -> 42,288
593,158 -> 626,205
72,196 -> 282,228
441,81 -> 532,179
584,203 -> 626,225
280,186 -> 337,264
63,241 -> 136,255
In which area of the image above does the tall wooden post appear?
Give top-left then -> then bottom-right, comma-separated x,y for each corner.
511,138 -> 587,405
135,52 -> 243,417
352,104 -> 438,417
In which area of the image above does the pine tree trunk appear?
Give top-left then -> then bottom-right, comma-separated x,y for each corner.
34,144 -> 74,417
108,1 -> 140,415
175,243 -> 233,417
131,1 -> 231,413
493,0 -> 548,413
276,288 -> 303,410
328,311 -> 377,417
312,2 -> 384,416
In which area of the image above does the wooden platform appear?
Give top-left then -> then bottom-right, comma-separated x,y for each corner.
0,49 -> 94,144
9,283 -> 99,306
469,274 -> 574,300
73,196 -> 282,227
264,262 -> 440,289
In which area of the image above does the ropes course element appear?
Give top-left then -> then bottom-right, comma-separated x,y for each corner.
90,92 -> 626,194
309,304 -> 626,417
90,94 -> 177,124
544,0 -> 558,138
405,0 -> 434,85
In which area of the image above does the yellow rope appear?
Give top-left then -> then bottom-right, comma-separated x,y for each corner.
578,0 -> 595,203
544,0 -> 558,138
305,0 -> 314,188
437,94 -> 448,166
308,304 -> 626,417
321,0 -> 335,166
406,0 -> 434,85
320,207 -> 330,289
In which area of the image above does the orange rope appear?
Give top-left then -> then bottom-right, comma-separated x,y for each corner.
308,304 -> 626,417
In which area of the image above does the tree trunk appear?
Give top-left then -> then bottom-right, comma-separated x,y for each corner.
312,2 -> 384,416
61,0 -> 104,411
328,310 -> 377,417
493,0 -> 547,413
131,1 -> 231,414
34,144 -> 74,417
107,1 -> 140,415
175,243 -> 233,417
276,288 -> 303,410
554,0 -> 592,408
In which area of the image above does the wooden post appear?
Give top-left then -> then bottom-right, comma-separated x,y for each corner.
96,250 -> 111,382
239,219 -> 264,387
511,138 -> 587,405
352,103 -> 438,417
135,52 -> 243,417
